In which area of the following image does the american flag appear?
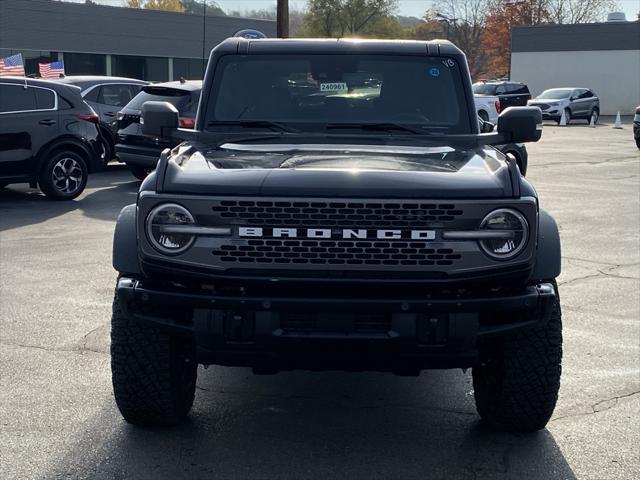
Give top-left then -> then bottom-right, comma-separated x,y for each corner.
0,53 -> 25,77
39,60 -> 65,79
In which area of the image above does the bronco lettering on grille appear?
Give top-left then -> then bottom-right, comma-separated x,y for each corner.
238,227 -> 436,240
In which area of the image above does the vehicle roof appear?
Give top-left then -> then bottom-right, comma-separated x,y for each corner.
55,75 -> 147,85
539,87 -> 591,90
0,76 -> 82,92
215,37 -> 464,57
145,80 -> 202,91
474,80 -> 526,85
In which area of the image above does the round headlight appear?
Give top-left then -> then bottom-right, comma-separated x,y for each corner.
479,208 -> 529,260
146,203 -> 195,254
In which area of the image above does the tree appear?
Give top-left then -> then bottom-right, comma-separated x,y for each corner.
396,15 -> 424,28
411,18 -> 444,40
482,0 -> 549,78
545,0 -> 618,24
302,0 -> 399,37
125,0 -> 185,12
227,8 -> 277,20
429,0 -> 491,77
180,0 -> 225,17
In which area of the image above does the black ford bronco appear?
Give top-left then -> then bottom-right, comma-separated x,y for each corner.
111,38 -> 562,432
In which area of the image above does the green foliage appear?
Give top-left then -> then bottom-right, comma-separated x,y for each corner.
180,0 -> 225,17
302,0 -> 399,38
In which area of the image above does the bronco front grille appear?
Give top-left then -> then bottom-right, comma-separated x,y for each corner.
211,200 -> 463,228
213,239 -> 462,266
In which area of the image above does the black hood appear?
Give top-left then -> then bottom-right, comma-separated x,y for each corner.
159,143 -> 514,198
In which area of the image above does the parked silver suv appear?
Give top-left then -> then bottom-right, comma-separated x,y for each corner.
528,88 -> 599,125
55,76 -> 147,164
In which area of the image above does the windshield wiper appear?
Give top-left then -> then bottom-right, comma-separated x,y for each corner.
326,122 -> 431,135
207,120 -> 299,133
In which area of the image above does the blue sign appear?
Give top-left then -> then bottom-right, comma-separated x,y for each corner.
429,67 -> 440,77
234,29 -> 267,39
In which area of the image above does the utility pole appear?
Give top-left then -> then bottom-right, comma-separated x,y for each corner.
276,0 -> 289,38
202,0 -> 207,76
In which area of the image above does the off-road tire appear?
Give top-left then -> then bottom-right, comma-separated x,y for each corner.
111,288 -> 197,426
472,280 -> 562,432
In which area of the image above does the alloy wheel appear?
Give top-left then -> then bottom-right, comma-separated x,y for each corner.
52,157 -> 83,195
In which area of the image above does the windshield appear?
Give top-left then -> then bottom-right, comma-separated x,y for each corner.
472,83 -> 497,95
537,88 -> 573,99
205,54 -> 471,134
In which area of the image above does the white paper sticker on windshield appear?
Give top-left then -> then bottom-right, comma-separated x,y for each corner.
320,82 -> 348,93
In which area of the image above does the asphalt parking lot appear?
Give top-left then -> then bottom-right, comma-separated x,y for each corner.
1,117 -> 638,480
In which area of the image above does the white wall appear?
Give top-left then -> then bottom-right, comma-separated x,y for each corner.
511,50 -> 640,115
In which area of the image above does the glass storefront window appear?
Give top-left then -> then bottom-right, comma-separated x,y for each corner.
173,58 -> 205,81
112,55 -> 168,82
64,52 -> 106,76
112,55 -> 144,80
145,57 -> 168,82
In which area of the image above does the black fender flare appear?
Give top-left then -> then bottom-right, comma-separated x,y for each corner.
36,136 -> 99,173
531,209 -> 561,281
113,204 -> 141,275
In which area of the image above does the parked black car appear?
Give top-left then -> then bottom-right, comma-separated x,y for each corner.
634,105 -> 640,149
478,117 -> 528,175
55,76 -> 147,164
0,77 -> 102,199
473,81 -> 531,110
115,80 -> 201,180
112,38 -> 562,432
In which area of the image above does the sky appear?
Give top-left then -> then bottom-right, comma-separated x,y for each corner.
69,0 -> 640,21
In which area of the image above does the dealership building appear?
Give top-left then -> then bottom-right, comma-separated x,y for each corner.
0,0 -> 275,81
510,20 -> 640,115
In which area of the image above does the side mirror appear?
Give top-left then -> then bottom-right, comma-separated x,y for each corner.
497,106 -> 542,143
141,101 -> 179,138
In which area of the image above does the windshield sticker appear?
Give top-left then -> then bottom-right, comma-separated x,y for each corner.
320,82 -> 348,93
429,67 -> 440,77
442,58 -> 455,67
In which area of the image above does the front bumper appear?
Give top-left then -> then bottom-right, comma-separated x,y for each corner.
116,277 -> 556,373
541,111 -> 560,120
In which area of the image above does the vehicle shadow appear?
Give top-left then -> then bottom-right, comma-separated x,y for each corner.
45,368 -> 576,480
0,166 -> 139,231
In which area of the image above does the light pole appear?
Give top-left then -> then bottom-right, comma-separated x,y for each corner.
435,12 -> 458,40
